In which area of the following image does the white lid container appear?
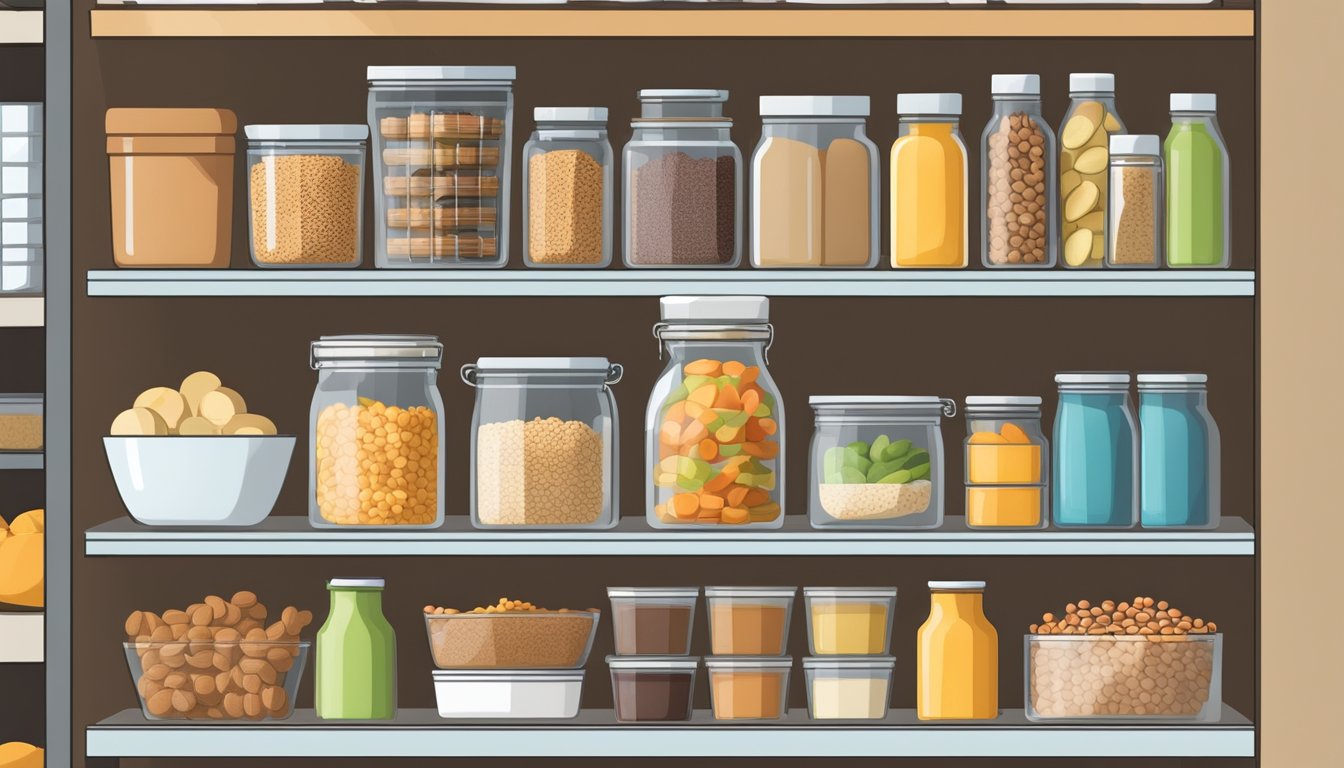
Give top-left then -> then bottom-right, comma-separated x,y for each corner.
534,107 -> 607,123
367,65 -> 517,83
897,93 -> 962,116
1170,93 -> 1217,112
659,295 -> 769,324
1069,73 -> 1116,93
244,124 -> 369,143
992,74 -> 1041,96
431,669 -> 583,719
759,96 -> 870,117
1110,134 -> 1161,156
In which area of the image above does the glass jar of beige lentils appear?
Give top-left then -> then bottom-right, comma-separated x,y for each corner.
309,335 -> 445,528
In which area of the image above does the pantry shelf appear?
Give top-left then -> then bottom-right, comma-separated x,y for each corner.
87,8 -> 1254,40
86,706 -> 1253,759
0,296 -> 43,327
0,453 -> 42,470
83,516 -> 1254,557
0,10 -> 41,45
0,612 -> 43,664
84,270 -> 1255,298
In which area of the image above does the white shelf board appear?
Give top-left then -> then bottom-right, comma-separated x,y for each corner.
0,612 -> 43,663
0,296 -> 43,327
0,452 -> 42,470
0,10 -> 42,44
84,515 -> 1255,557
87,707 -> 1254,758
86,270 -> 1256,298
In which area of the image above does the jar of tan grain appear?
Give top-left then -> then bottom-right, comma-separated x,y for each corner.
522,108 -> 612,268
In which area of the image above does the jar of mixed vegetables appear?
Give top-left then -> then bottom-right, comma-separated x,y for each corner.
646,296 -> 782,528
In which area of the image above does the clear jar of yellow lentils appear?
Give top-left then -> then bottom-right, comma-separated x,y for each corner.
309,335 -> 445,528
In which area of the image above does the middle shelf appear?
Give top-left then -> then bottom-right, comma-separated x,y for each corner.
84,515 -> 1255,558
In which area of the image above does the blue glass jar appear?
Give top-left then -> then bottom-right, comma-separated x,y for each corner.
1052,373 -> 1138,528
1137,374 -> 1220,529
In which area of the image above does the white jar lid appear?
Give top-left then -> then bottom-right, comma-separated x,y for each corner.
473,357 -> 612,373
244,124 -> 368,142
992,74 -> 1040,96
810,395 -> 941,407
802,656 -> 895,670
705,586 -> 798,599
1110,134 -> 1160,156
1069,73 -> 1115,93
534,107 -> 607,123
1171,93 -> 1217,112
965,396 -> 1041,407
759,95 -> 870,117
607,587 -> 699,599
1055,372 -> 1131,385
432,669 -> 584,682
606,656 -> 700,670
1137,373 -> 1208,384
897,93 -> 962,117
660,296 -> 769,324
367,65 -> 516,82
639,89 -> 728,102
928,581 -> 986,591
329,578 -> 385,589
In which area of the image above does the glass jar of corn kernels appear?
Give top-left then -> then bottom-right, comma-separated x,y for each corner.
309,335 -> 445,528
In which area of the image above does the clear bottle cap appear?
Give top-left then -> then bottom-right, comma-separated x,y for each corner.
534,107 -> 607,123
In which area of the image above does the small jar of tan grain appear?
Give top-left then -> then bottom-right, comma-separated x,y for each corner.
245,125 -> 367,268
309,335 -> 445,528
523,108 -> 613,268
462,357 -> 621,530
1106,134 -> 1164,269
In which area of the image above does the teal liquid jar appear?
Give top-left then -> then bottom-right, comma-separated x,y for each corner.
1165,93 -> 1229,268
1052,373 -> 1138,529
1138,374 -> 1221,529
316,578 -> 397,720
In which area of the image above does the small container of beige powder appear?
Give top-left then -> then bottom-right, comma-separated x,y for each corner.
523,108 -> 613,268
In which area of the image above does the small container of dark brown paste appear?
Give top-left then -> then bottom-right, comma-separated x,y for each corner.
607,656 -> 699,722
607,587 -> 698,655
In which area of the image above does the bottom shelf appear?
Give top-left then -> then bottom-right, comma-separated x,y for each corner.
0,612 -> 43,663
87,706 -> 1254,758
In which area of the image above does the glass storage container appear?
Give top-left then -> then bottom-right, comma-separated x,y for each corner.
809,396 -> 952,529
1052,373 -> 1138,529
916,581 -> 998,721
1060,73 -> 1126,269
750,95 -> 878,268
891,93 -> 967,269
1,102 -> 42,294
244,124 -> 367,268
608,587 -> 698,656
1026,634 -> 1222,722
1165,93 -> 1230,268
647,296 -> 782,528
461,357 -> 621,529
608,656 -> 698,722
705,586 -> 796,655
963,396 -> 1047,529
705,657 -> 792,721
308,335 -> 445,528
432,669 -> 584,720
804,587 -> 897,656
0,394 -> 42,451
1138,373 -> 1220,529
522,108 -> 613,268
423,608 -> 601,670
1106,135 -> 1164,269
981,75 -> 1057,268
623,90 -> 742,268
368,66 -> 515,268
802,656 -> 895,720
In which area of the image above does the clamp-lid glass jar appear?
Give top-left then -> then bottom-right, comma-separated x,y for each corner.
368,65 -> 515,268
809,396 -> 952,530
964,396 -> 1048,529
462,357 -> 622,530
309,335 -> 445,528
623,89 -> 742,268
245,124 -> 367,268
647,296 -> 782,528
522,108 -> 613,268
750,95 -> 879,268
981,75 -> 1058,269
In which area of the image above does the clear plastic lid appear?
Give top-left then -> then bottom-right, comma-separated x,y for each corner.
534,107 -> 607,123
704,587 -> 798,599
1137,373 -> 1209,391
310,335 -> 443,370
244,124 -> 368,143
928,580 -> 986,591
367,65 -> 517,83
637,89 -> 729,120
965,396 -> 1042,407
810,397 -> 956,420
1055,372 -> 1131,390
606,655 -> 700,670
759,96 -> 869,118
802,656 -> 896,670
803,587 -> 898,599
471,357 -> 613,373
704,656 -> 793,669
607,587 -> 699,599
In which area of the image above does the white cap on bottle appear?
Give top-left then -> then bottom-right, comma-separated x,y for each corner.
660,296 -> 769,324
1171,93 -> 1217,112
991,74 -> 1040,96
1070,73 -> 1116,93
759,96 -> 870,117
1109,134 -> 1161,156
534,107 -> 607,123
897,93 -> 962,116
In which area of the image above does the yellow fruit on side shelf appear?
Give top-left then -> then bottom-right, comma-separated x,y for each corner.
0,508 -> 44,608
0,741 -> 43,768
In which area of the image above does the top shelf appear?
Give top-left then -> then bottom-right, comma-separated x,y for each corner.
88,8 -> 1255,39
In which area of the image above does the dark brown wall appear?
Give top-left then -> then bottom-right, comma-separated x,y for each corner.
69,2 -> 1258,766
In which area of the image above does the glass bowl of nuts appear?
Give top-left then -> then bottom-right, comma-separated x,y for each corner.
423,598 -> 601,669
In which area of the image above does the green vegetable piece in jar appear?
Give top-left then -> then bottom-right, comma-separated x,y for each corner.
878,469 -> 913,485
683,375 -> 713,394
676,456 -> 699,479
663,383 -> 689,407
840,466 -> 867,484
721,409 -> 750,428
908,463 -> 931,481
826,470 -> 845,484
847,440 -> 870,456
702,411 -> 726,432
676,475 -> 706,492
843,447 -> 873,474
898,449 -> 930,470
753,403 -> 771,418
716,375 -> 741,391
824,447 -> 846,476
882,439 -> 914,462
866,460 -> 904,484
719,443 -> 743,458
755,470 -> 777,491
868,435 -> 890,463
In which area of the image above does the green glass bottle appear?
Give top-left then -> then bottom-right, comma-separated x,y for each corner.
316,578 -> 396,719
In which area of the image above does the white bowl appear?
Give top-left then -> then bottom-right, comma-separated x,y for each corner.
104,436 -> 296,526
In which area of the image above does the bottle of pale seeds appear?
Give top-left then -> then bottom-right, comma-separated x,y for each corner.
1059,74 -> 1126,269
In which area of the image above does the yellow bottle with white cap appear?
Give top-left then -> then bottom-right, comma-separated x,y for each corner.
917,580 -> 998,720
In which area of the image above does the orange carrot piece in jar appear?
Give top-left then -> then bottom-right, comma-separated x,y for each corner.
738,366 -> 760,386
699,494 -> 725,510
671,493 -> 700,520
699,439 -> 720,461
723,360 -> 746,378
684,359 -> 723,377
726,486 -> 750,507
721,507 -> 750,525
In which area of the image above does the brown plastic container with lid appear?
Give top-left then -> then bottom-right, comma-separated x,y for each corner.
105,108 -> 237,267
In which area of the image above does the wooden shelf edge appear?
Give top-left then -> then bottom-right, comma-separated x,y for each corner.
89,8 -> 1255,40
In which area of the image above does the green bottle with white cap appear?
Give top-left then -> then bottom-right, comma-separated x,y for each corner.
316,578 -> 397,719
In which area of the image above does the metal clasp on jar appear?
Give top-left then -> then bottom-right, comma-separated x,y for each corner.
651,322 -> 776,363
